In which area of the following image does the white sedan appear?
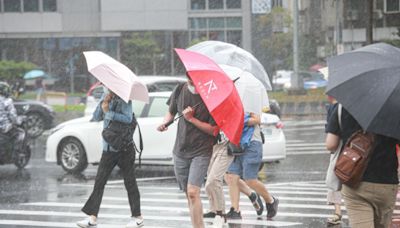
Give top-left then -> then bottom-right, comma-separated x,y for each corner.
46,92 -> 286,173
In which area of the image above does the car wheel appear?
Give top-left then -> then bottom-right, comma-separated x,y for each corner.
14,145 -> 31,169
24,112 -> 46,138
59,137 -> 88,173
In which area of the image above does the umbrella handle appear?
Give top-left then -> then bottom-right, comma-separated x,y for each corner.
164,102 -> 202,127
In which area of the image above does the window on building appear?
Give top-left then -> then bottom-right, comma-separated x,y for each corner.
208,18 -> 224,29
385,0 -> 400,12
191,31 -> 208,41
209,0 -> 223,9
209,31 -> 225,41
4,0 -> 22,12
43,0 -> 57,12
272,0 -> 283,8
226,0 -> 241,9
23,0 -> 39,12
191,0 -> 206,10
226,17 -> 242,28
227,30 -> 242,46
190,18 -> 207,29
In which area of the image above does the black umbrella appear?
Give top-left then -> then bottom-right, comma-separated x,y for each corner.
326,43 -> 400,140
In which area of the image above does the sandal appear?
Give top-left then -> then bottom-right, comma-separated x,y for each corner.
327,213 -> 342,225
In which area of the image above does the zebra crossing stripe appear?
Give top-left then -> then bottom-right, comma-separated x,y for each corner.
22,201 -> 344,211
101,195 -> 329,203
144,190 -> 327,197
0,210 -> 301,227
286,142 -> 326,146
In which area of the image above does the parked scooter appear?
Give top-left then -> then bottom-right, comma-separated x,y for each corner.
0,116 -> 31,168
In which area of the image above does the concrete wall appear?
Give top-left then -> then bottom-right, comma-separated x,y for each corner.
100,0 -> 188,31
59,0 -> 101,32
0,13 -> 62,33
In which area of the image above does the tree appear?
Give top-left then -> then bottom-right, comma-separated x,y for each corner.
255,7 -> 293,74
0,61 -> 37,82
255,7 -> 318,73
121,32 -> 162,75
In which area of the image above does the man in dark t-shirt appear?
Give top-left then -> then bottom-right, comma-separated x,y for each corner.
326,105 -> 399,228
157,78 -> 218,228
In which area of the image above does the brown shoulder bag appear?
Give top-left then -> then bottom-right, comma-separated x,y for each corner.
334,130 -> 376,188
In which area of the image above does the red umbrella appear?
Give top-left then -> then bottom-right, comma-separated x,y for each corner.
175,48 -> 244,145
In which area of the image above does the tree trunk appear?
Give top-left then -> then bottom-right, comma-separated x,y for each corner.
366,0 -> 374,44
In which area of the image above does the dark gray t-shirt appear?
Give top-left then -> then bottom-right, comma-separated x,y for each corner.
167,83 -> 216,159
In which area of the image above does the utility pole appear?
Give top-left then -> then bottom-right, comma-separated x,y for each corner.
290,0 -> 304,94
366,0 -> 374,44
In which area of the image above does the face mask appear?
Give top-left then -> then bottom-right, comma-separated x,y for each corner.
187,84 -> 198,94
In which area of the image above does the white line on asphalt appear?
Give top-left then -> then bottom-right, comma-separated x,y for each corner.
0,210 -> 301,227
100,195 -> 330,204
22,200 -> 340,211
286,151 -> 328,155
286,142 -> 326,146
143,190 -> 327,197
283,126 -> 325,132
286,147 -> 327,151
63,181 -> 329,191
106,176 -> 176,184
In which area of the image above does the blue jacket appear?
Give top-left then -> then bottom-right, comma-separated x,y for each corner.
92,93 -> 132,152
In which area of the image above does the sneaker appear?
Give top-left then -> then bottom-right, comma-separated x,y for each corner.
212,215 -> 226,228
266,196 -> 279,218
225,207 -> 241,219
249,192 -> 264,216
203,211 -> 217,218
76,217 -> 97,228
126,217 -> 144,228
327,213 -> 342,225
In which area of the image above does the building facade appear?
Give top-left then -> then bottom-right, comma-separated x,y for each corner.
0,0 -> 253,86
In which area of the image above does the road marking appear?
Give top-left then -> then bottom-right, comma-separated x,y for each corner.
0,219 -> 168,228
286,151 -> 328,155
286,146 -> 327,151
283,126 -> 325,132
107,176 -> 176,184
286,142 -> 325,146
143,190 -> 328,197
100,195 -> 331,203
0,210 -> 300,227
23,200 -> 341,210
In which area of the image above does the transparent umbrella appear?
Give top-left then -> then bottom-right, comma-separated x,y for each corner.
187,40 -> 272,91
219,64 -> 269,115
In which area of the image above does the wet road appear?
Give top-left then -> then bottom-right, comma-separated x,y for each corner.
0,117 -> 355,227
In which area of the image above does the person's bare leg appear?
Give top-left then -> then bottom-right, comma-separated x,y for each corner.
245,179 -> 273,203
187,184 -> 204,228
225,173 -> 241,211
334,203 -> 341,215
238,179 -> 252,197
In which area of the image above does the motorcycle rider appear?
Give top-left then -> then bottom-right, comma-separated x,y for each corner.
0,82 -> 25,155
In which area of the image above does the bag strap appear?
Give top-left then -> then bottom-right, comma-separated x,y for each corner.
133,123 -> 143,167
338,104 -> 342,130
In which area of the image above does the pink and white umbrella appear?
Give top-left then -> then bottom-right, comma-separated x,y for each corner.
83,51 -> 149,103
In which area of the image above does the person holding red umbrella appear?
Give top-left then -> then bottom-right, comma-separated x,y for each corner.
158,49 -> 244,228
157,77 -> 218,228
